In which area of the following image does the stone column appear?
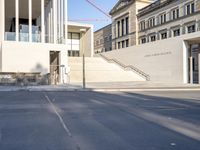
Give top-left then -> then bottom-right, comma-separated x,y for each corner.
64,0 -> 68,44
190,56 -> 193,84
189,44 -> 193,84
115,21 -> 118,38
0,0 -> 5,41
41,0 -> 45,43
53,0 -> 57,43
57,0 -> 60,42
61,0 -> 64,43
199,44 -> 200,84
29,0 -> 32,42
15,0 -> 19,41
50,2 -> 53,43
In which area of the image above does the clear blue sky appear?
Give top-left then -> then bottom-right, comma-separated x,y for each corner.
68,0 -> 118,31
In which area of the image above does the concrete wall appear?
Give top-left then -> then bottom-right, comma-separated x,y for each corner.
0,0 -> 5,42
0,42 -> 2,72
102,31 -> 200,84
83,27 -> 94,57
1,41 -> 68,76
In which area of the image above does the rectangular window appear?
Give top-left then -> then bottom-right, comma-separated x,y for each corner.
172,8 -> 179,20
141,38 -> 146,44
117,21 -> 120,37
122,41 -> 125,48
126,17 -> 129,34
126,39 -> 129,47
109,35 -> 112,41
68,32 -> 80,52
188,24 -> 195,33
173,29 -> 180,37
150,35 -> 156,42
148,17 -> 155,28
140,21 -> 145,31
161,32 -> 167,39
118,42 -> 121,49
186,2 -> 195,15
159,13 -> 166,24
122,19 -> 125,36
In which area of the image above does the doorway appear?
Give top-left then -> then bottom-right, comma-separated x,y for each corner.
50,51 -> 60,85
188,44 -> 199,84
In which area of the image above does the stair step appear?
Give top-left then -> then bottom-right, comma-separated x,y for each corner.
68,57 -> 146,83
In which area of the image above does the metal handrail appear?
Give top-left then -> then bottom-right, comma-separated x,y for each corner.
99,54 -> 150,81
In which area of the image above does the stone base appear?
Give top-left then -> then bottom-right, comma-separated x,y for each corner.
0,72 -> 50,86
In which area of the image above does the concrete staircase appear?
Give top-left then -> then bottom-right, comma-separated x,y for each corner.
68,57 -> 146,83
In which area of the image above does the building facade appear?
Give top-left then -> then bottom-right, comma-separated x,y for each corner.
94,24 -> 112,54
98,0 -> 200,84
0,0 -> 68,85
109,0 -> 152,50
138,0 -> 200,44
137,0 -> 200,83
68,22 -> 94,57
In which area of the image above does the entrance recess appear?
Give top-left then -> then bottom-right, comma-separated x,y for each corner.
188,44 -> 200,84
50,51 -> 60,85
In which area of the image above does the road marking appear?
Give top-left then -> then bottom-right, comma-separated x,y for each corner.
90,99 -> 105,105
121,94 -> 152,101
170,143 -> 176,146
44,94 -> 72,137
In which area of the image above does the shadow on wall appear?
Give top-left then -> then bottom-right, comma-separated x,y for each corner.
30,63 -> 50,85
31,63 -> 48,74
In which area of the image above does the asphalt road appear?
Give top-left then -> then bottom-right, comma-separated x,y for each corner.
0,91 -> 200,150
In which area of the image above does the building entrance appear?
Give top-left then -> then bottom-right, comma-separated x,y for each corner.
188,44 -> 200,84
50,51 -> 60,85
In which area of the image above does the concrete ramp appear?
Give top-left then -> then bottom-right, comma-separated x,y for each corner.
68,57 -> 146,83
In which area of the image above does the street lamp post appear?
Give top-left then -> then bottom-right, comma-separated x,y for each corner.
80,29 -> 86,89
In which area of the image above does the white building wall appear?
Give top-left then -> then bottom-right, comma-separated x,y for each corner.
0,49 -> 1,71
1,41 -> 68,75
102,31 -> 200,84
0,0 -> 5,42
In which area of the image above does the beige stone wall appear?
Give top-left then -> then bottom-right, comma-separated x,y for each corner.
94,30 -> 104,53
94,24 -> 112,53
81,27 -> 94,57
102,31 -> 200,83
196,0 -> 200,10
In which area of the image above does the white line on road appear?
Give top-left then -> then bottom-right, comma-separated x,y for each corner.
44,94 -> 72,137
124,94 -> 152,101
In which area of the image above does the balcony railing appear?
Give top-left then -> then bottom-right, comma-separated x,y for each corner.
32,34 -> 41,43
19,33 -> 29,42
5,32 -> 41,43
5,32 -> 16,41
5,32 -> 66,44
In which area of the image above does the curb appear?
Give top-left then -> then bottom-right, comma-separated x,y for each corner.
1,87 -> 200,92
